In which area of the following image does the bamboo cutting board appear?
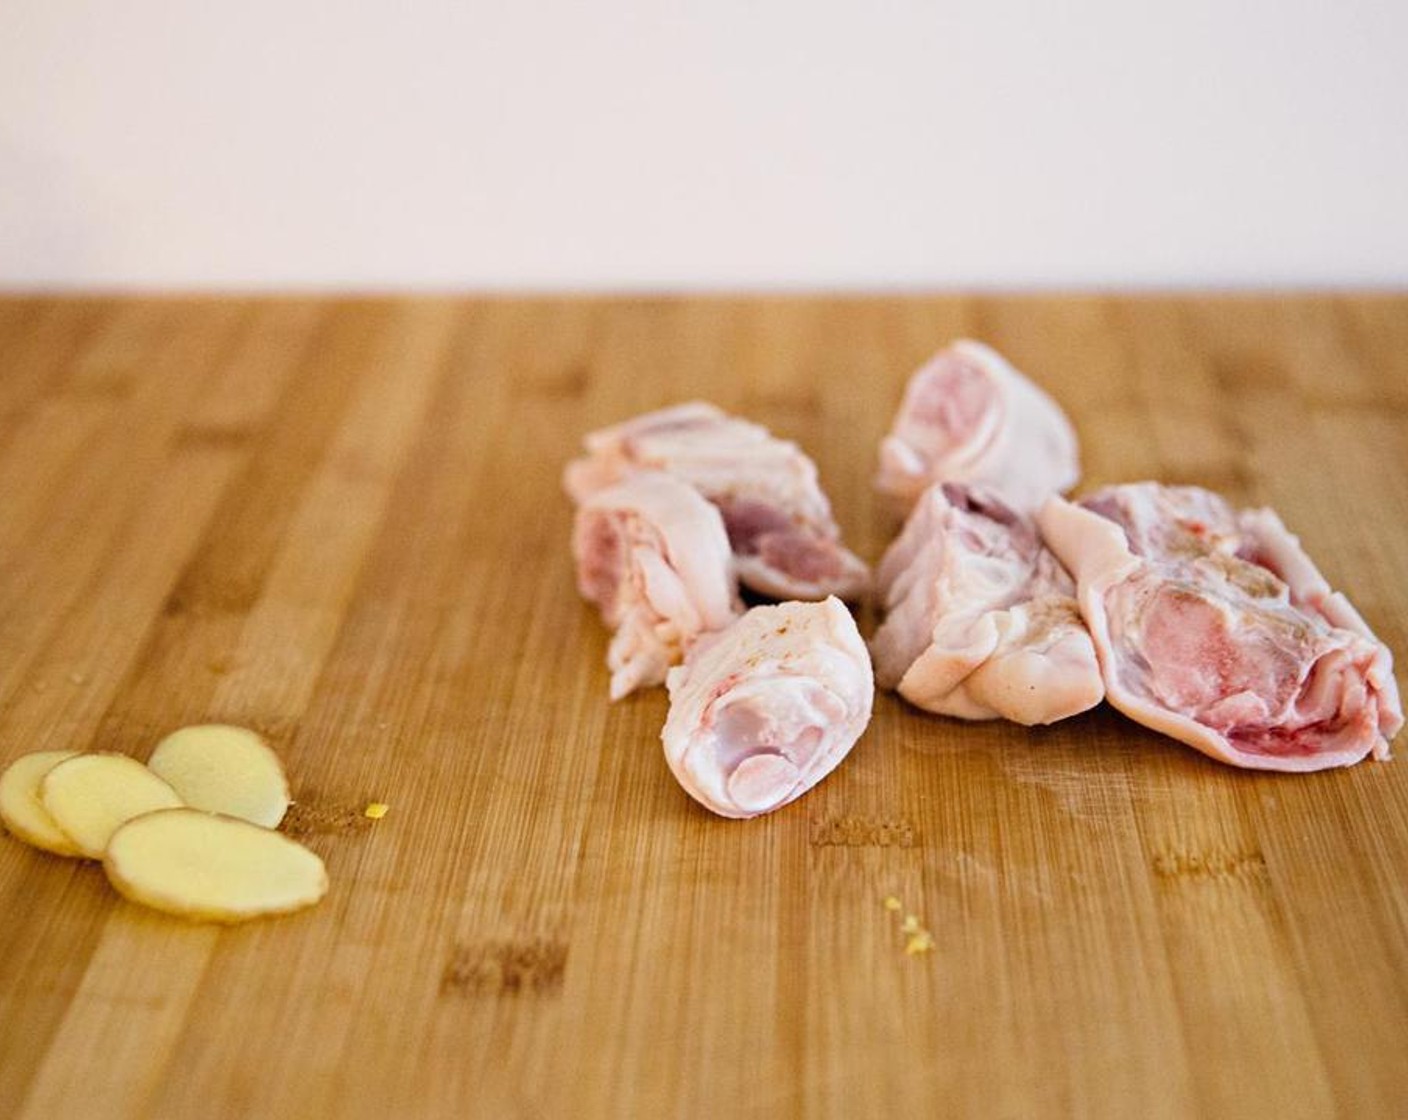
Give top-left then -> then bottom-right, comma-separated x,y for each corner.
1,295 -> 1406,1119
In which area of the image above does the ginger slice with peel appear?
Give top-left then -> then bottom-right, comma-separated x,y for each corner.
147,724 -> 290,828
0,751 -> 83,856
105,808 -> 328,923
40,753 -> 184,859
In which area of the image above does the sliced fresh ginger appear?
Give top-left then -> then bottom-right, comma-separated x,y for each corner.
0,751 -> 83,856
104,808 -> 328,922
146,724 -> 290,828
40,753 -> 184,859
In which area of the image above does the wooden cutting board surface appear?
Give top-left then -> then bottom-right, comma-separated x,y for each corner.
1,294 -> 1405,1119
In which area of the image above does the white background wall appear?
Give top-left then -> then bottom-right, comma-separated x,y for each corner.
2,2 -> 1405,290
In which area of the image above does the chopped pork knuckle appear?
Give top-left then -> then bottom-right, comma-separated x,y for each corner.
872,483 -> 1103,725
573,471 -> 741,700
661,598 -> 873,818
876,341 -> 1080,515
1039,483 -> 1402,770
565,402 -> 869,601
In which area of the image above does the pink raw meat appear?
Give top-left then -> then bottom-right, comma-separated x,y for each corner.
661,597 -> 873,818
1039,483 -> 1402,770
872,483 -> 1103,725
573,471 -> 741,700
876,341 -> 1080,514
564,402 -> 869,601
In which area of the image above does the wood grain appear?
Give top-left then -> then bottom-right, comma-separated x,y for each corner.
0,294 -> 1405,1119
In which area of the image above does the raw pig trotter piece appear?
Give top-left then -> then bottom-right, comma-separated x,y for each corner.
1040,483 -> 1402,771
661,597 -> 873,818
876,341 -> 1080,514
573,470 -> 740,700
872,483 -> 1103,725
564,402 -> 869,601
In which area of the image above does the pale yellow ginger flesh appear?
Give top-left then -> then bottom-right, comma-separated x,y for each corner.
0,751 -> 83,856
363,802 -> 389,820
104,808 -> 328,923
40,753 -> 184,859
882,895 -> 936,957
147,724 -> 290,828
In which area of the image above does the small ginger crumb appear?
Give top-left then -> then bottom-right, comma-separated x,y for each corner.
882,896 -> 933,956
363,802 -> 389,820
